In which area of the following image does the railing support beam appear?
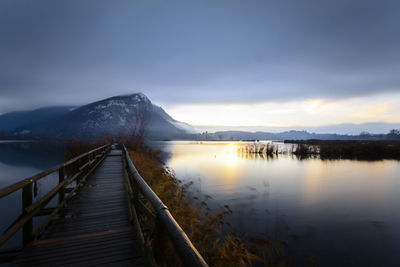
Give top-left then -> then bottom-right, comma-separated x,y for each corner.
58,167 -> 65,203
123,145 -> 208,267
22,184 -> 33,246
0,144 -> 111,249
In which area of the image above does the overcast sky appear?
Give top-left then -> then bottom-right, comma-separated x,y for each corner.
1,0 -> 400,132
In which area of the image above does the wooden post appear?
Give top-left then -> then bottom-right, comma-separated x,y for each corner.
59,167 -> 65,203
76,159 -> 81,184
86,155 -> 90,175
152,216 -> 165,264
22,184 -> 33,246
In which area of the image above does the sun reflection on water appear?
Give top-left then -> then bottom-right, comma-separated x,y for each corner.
153,140 -> 400,267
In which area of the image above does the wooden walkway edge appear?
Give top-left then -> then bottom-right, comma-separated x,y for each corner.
0,144 -> 207,266
13,149 -> 145,266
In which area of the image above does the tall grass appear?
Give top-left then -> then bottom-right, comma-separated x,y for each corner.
238,143 -> 279,157
242,140 -> 400,160
284,140 -> 400,160
127,143 -> 287,266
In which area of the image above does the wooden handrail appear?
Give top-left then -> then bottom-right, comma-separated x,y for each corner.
0,144 -> 109,199
0,144 -> 110,248
122,145 -> 209,267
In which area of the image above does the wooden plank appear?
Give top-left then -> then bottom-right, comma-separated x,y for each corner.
20,236 -> 138,258
17,245 -> 142,266
14,149 -> 144,266
29,231 -> 135,252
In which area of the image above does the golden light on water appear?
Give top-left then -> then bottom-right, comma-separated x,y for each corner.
166,142 -> 244,184
221,143 -> 240,167
165,142 -> 400,208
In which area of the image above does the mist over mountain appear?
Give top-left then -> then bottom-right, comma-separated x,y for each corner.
0,93 -> 398,141
0,93 -> 196,140
0,106 -> 74,132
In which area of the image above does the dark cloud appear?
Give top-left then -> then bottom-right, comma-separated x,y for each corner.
0,0 -> 400,112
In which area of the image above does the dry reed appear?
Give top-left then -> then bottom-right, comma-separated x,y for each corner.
128,145 -> 286,267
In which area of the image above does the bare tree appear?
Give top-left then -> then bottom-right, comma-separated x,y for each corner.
388,129 -> 400,140
122,105 -> 148,145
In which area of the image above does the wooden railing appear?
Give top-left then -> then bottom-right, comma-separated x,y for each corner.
0,144 -> 110,249
122,145 -> 209,267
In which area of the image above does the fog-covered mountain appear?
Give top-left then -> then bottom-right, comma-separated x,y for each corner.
0,106 -> 74,132
0,93 -> 196,140
1,93 -> 398,141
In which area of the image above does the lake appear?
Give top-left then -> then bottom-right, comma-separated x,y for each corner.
0,141 -> 65,250
151,141 -> 400,266
1,140 -> 399,266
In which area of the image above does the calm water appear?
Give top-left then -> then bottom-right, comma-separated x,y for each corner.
1,141 -> 400,266
0,141 -> 65,249
152,141 -> 400,266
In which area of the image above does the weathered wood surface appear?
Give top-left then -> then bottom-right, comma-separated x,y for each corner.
14,149 -> 144,266
123,145 -> 208,267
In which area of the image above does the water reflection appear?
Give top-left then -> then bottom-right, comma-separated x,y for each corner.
151,141 -> 400,266
0,141 -> 64,169
0,141 -> 65,249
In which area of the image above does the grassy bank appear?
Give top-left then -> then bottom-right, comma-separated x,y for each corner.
127,144 -> 286,266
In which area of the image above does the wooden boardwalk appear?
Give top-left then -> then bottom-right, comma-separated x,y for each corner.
14,149 -> 144,266
0,144 -> 207,266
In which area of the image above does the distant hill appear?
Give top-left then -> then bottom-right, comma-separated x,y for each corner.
0,94 -> 398,141
0,106 -> 74,132
196,130 -> 400,141
210,130 -> 346,140
195,122 -> 400,135
0,93 -> 196,140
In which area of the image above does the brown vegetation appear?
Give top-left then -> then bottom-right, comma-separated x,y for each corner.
285,140 -> 400,160
127,143 -> 286,267
238,143 -> 279,156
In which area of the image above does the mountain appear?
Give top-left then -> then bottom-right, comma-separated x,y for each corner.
0,93 -> 196,140
201,130 -> 338,141
198,130 -> 399,141
1,94 -> 397,141
195,122 -> 400,135
303,122 -> 400,135
0,106 -> 74,133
